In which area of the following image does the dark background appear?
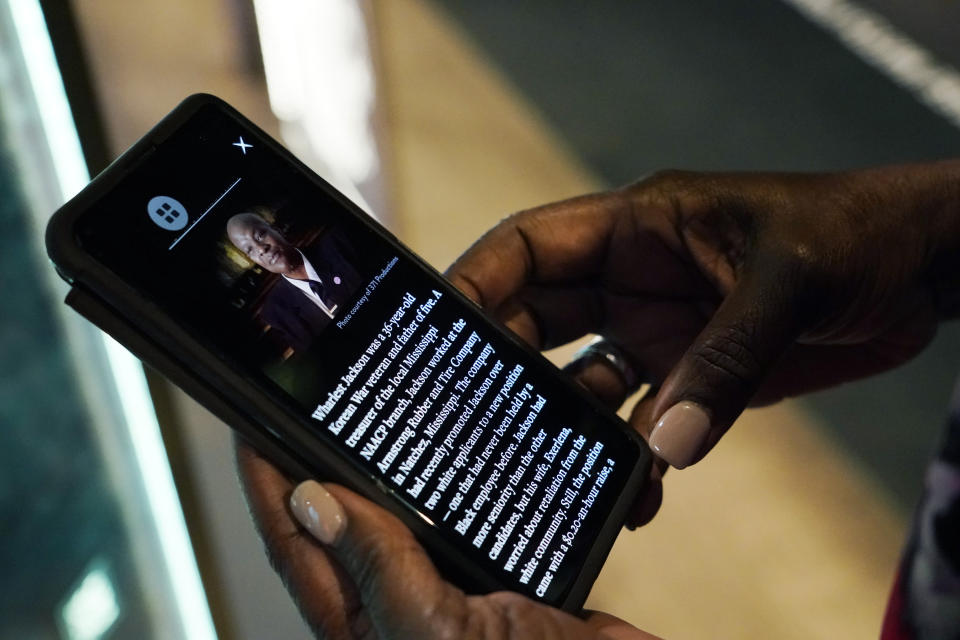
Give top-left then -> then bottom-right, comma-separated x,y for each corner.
433,0 -> 960,511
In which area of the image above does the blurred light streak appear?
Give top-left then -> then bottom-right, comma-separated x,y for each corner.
252,0 -> 379,185
786,0 -> 960,130
8,1 -> 217,638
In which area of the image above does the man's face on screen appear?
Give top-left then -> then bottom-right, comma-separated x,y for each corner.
227,213 -> 300,275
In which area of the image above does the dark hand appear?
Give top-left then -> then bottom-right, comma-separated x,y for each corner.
236,442 -> 662,640
446,164 -> 960,481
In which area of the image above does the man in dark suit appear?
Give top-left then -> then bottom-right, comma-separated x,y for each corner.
227,213 -> 363,352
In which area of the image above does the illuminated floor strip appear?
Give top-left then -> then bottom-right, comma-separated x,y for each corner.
102,336 -> 217,640
8,0 -> 87,200
784,0 -> 960,130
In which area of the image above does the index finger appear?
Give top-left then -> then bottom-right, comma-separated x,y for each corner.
444,189 -> 630,309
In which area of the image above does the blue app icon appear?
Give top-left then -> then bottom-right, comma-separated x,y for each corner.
147,196 -> 188,231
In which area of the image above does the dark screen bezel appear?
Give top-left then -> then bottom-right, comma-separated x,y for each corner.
45,94 -> 651,610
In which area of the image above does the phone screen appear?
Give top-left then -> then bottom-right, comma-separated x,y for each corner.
73,102 -> 643,603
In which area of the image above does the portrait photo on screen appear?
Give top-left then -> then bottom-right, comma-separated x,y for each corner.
223,208 -> 364,356
200,180 -> 394,408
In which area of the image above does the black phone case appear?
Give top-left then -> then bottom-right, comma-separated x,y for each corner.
45,93 -> 651,611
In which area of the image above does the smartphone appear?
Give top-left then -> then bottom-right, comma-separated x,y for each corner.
46,94 -> 651,611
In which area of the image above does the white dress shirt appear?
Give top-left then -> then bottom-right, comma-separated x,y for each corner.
282,250 -> 338,319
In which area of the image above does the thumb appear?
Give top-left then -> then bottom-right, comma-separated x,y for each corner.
649,266 -> 803,469
288,480 -> 467,639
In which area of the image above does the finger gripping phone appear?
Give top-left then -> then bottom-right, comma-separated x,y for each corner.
46,94 -> 650,611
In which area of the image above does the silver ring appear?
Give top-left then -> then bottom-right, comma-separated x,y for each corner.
570,336 -> 642,390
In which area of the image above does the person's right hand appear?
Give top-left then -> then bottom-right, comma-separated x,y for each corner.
446,163 -> 960,491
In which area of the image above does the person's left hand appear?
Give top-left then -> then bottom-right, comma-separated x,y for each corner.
236,441 -> 661,640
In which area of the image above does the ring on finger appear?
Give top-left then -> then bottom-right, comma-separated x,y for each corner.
568,336 -> 643,391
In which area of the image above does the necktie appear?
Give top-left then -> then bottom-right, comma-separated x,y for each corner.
308,279 -> 325,301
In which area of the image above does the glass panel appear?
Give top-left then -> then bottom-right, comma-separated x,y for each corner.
0,1 -> 215,638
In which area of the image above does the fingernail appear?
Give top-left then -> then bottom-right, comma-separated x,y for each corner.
649,402 -> 711,469
289,480 -> 346,544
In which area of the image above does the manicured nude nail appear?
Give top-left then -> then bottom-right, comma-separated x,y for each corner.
289,481 -> 346,544
649,402 -> 711,469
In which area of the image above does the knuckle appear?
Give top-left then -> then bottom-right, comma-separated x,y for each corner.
351,528 -> 394,580
422,589 -> 472,640
625,169 -> 713,223
755,237 -> 837,315
351,527 -> 475,639
499,596 -> 542,640
500,207 -> 548,242
625,169 -> 694,204
448,271 -> 485,307
344,603 -> 374,640
351,525 -> 418,592
691,323 -> 760,386
484,592 -> 558,640
763,236 -> 824,276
